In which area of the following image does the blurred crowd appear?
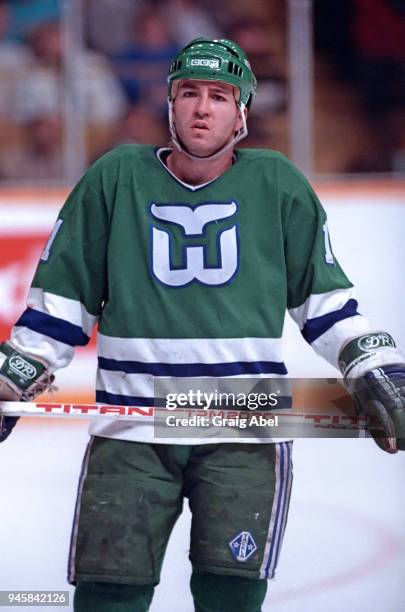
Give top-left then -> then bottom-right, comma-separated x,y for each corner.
314,0 -> 405,173
0,0 -> 403,181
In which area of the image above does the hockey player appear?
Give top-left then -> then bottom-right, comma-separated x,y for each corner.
1,38 -> 405,612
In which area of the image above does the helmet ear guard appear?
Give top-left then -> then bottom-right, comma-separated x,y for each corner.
167,38 -> 257,161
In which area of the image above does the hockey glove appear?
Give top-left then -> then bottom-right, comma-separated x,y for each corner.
0,342 -> 54,443
339,332 -> 405,453
0,415 -> 19,443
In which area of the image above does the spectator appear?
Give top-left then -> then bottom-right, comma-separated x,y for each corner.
13,20 -> 126,125
91,103 -> 168,163
113,6 -> 180,114
349,0 -> 405,171
114,103 -> 167,146
0,1 -> 32,118
164,0 -> 222,47
0,114 -> 63,181
85,0 -> 144,56
314,0 -> 405,171
313,0 -> 355,82
5,0 -> 61,41
229,18 -> 286,114
228,18 -> 287,125
351,0 -> 405,117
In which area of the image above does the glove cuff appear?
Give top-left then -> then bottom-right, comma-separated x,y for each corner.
0,342 -> 46,391
0,376 -> 23,400
338,332 -> 405,382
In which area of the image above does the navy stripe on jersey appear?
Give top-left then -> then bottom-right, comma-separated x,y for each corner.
96,389 -> 292,412
96,391 -> 156,406
98,357 -> 288,377
96,390 -> 293,410
16,307 -> 90,347
301,298 -> 359,344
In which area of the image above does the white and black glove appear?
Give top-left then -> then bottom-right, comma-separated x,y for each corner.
339,332 -> 405,454
0,342 -> 54,443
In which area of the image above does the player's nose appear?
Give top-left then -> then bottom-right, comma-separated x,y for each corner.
194,91 -> 210,117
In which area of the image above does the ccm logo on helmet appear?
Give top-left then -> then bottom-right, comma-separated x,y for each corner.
190,58 -> 220,69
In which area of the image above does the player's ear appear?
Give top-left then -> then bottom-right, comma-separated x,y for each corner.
235,107 -> 247,132
170,80 -> 182,115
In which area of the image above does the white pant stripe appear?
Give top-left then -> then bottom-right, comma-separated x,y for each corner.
259,441 -> 293,579
269,441 -> 293,577
67,437 -> 94,584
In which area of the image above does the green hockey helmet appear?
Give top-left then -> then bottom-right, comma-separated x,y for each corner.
168,37 -> 257,109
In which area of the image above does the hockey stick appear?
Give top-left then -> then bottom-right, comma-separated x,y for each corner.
0,400 -> 367,431
0,401 -> 154,419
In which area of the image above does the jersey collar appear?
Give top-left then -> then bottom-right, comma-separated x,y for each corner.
156,148 -> 236,192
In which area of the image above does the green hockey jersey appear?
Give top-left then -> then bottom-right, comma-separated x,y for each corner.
11,145 -> 371,442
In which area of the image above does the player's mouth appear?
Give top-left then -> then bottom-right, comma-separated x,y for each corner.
191,121 -> 209,130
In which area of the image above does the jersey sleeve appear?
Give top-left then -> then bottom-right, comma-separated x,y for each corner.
9,158 -> 114,372
281,162 -> 371,369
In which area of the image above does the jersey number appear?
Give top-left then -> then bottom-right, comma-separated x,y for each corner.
322,221 -> 335,265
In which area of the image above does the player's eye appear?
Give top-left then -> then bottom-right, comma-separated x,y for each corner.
212,93 -> 227,101
182,90 -> 196,97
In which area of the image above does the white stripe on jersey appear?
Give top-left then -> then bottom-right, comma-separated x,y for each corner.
96,369 -> 155,398
288,287 -> 356,329
27,288 -> 98,337
97,334 -> 284,365
10,326 -> 74,371
311,314 -> 371,369
96,368 -> 290,401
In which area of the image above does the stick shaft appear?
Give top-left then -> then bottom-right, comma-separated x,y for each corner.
0,401 -> 153,419
0,400 -> 365,430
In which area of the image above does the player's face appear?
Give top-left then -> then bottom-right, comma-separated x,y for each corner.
172,80 -> 244,157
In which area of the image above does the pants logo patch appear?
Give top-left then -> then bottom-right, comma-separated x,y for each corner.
229,531 -> 257,562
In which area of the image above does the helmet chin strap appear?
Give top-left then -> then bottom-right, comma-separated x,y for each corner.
167,98 -> 248,162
